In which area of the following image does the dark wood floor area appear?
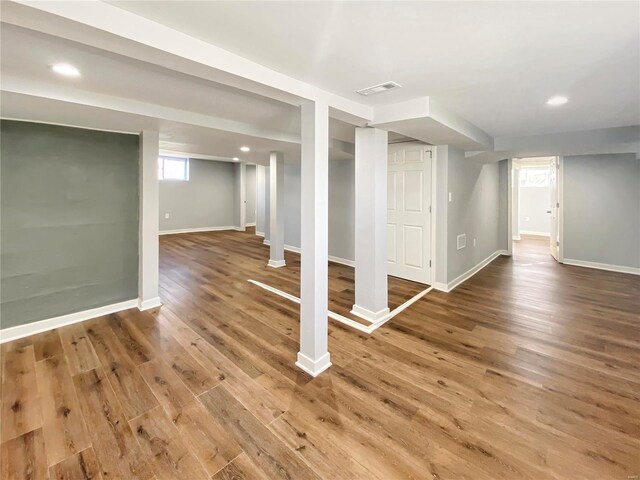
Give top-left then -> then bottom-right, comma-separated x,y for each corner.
2,231 -> 639,479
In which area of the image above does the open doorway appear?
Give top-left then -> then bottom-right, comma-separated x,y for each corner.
511,156 -> 563,262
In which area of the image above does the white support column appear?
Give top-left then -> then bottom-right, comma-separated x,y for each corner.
235,162 -> 247,231
138,130 -> 162,311
268,151 -> 285,268
296,100 -> 331,377
351,127 -> 390,322
512,166 -> 521,241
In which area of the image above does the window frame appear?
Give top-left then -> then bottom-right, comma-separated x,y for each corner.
158,156 -> 190,181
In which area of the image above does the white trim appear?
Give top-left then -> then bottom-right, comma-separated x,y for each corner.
563,259 -> 640,275
432,282 -> 448,292
247,279 -> 432,334
159,226 -> 237,235
519,230 -> 550,237
0,117 -> 138,136
442,250 -> 506,293
0,299 -> 138,344
295,351 -> 332,377
512,235 -> 521,241
246,222 -> 256,227
267,259 -> 286,268
263,242 -> 355,267
350,305 -> 390,323
328,255 -> 355,267
558,156 -> 565,263
138,297 -> 162,310
256,230 -> 265,237
263,239 -> 270,245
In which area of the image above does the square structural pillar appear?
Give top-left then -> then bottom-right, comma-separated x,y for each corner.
296,100 -> 331,377
138,130 -> 162,311
351,127 -> 390,323
268,151 -> 285,268
235,162 -> 246,231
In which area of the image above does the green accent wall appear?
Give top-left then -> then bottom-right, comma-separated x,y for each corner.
1,120 -> 140,329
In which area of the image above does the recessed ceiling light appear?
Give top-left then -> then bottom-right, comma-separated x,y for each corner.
50,63 -> 81,77
240,146 -> 250,152
546,95 -> 568,106
232,157 -> 240,161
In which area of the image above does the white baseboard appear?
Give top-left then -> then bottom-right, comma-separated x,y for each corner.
350,305 -> 390,323
138,297 -> 162,310
263,243 -> 355,267
519,230 -> 550,237
296,351 -> 332,377
512,235 -> 521,241
563,258 -> 640,275
267,259 -> 286,268
444,250 -> 506,293
246,222 -> 256,227
0,299 -> 139,344
159,226 -> 236,235
432,282 -> 448,292
256,231 -> 265,237
328,255 -> 355,267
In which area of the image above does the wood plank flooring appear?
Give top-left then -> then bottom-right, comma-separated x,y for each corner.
1,230 -> 639,479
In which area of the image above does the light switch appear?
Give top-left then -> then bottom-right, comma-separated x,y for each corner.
164,213 -> 170,219
448,192 -> 452,202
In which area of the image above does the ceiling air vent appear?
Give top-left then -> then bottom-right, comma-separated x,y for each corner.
356,81 -> 402,96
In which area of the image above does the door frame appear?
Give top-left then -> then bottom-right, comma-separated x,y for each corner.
386,141 -> 437,285
507,156 -> 564,262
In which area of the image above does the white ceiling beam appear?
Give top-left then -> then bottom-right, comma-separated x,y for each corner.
1,76 -> 300,144
4,0 -> 373,125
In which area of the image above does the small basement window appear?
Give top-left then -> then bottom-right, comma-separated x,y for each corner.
158,156 -> 189,181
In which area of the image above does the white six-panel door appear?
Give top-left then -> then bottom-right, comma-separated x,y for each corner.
387,143 -> 432,285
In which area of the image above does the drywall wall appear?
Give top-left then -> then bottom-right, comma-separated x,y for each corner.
257,159 -> 355,261
256,165 -> 267,235
159,158 -> 235,231
563,153 -> 640,269
1,120 -> 139,329
519,185 -> 550,235
246,164 -> 257,224
447,146 -> 507,281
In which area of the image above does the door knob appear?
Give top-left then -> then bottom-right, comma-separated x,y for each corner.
546,210 -> 551,213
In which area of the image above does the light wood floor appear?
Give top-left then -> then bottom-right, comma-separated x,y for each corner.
2,231 -> 639,479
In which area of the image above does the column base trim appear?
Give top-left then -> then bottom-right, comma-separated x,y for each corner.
267,259 -> 286,268
138,297 -> 162,311
350,305 -> 390,323
296,351 -> 332,377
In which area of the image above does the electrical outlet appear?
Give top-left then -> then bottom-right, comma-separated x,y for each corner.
525,216 -> 530,222
448,192 -> 453,202
164,213 -> 170,219
473,238 -> 477,247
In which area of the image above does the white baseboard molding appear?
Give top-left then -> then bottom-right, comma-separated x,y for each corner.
444,250 -> 507,293
262,242 -> 355,267
519,230 -> 550,237
563,258 -> 640,275
432,282 -> 448,292
256,231 -> 265,237
267,259 -> 286,268
246,222 -> 256,227
159,226 -> 236,235
350,305 -> 389,323
0,299 -> 139,344
138,297 -> 163,311
512,235 -> 521,241
296,351 -> 332,377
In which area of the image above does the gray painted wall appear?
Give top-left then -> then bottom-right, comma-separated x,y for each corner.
245,164 -> 256,224
1,120 -> 139,329
564,153 -> 640,268
519,185 -> 550,234
257,159 -> 356,261
447,147 -> 507,281
256,166 -> 267,234
159,158 -> 235,231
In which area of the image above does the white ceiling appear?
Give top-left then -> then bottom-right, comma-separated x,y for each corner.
109,1 -> 640,138
0,24 -> 357,163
